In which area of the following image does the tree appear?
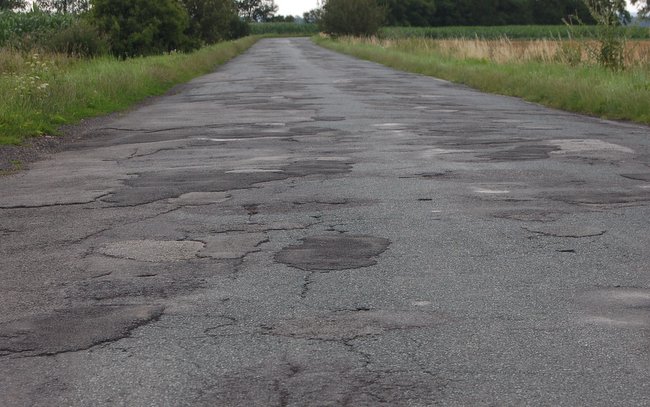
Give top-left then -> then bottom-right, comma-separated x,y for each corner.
92,0 -> 192,57
320,0 -> 386,36
182,0 -> 241,44
34,0 -> 90,14
380,0 -> 436,26
0,0 -> 25,10
236,0 -> 277,22
303,7 -> 323,24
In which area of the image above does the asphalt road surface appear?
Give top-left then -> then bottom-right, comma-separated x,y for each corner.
1,38 -> 650,406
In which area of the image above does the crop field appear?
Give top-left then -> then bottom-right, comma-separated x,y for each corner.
380,25 -> 650,40
250,23 -> 319,36
0,10 -> 75,49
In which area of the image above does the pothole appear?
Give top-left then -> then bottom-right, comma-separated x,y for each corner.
524,226 -> 606,238
492,209 -> 563,223
549,139 -> 634,155
0,305 -> 164,357
98,240 -> 204,262
169,191 -> 231,206
264,309 -> 442,341
478,144 -> 558,161
581,288 -> 650,328
275,235 -> 390,271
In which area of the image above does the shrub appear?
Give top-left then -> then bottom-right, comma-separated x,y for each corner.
44,19 -> 109,56
91,0 -> 193,57
320,0 -> 386,37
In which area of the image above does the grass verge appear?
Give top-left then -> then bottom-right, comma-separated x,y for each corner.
314,36 -> 650,125
0,36 -> 259,145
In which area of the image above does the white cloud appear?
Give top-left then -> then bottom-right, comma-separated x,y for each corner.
275,0 -> 320,17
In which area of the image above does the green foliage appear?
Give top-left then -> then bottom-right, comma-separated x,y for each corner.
236,0 -> 278,22
0,0 -> 25,10
580,0 -> 629,70
249,22 -> 318,36
380,0 -> 436,26
320,0 -> 386,37
0,9 -> 76,49
0,36 -> 259,145
44,18 -> 108,56
302,8 -> 322,24
34,0 -> 91,14
183,0 -> 244,44
91,0 -> 193,57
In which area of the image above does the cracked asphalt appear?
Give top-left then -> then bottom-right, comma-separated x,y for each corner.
1,37 -> 650,406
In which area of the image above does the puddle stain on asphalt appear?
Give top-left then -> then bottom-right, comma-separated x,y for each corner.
0,305 -> 164,357
274,235 -> 391,271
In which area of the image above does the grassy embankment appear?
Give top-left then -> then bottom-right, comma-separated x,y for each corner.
0,36 -> 258,145
315,32 -> 650,124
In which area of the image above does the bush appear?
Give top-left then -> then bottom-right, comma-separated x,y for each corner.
92,0 -> 193,57
183,0 -> 243,44
320,0 -> 386,37
229,15 -> 251,39
44,19 -> 109,56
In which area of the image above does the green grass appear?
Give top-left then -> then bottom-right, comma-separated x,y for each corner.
314,36 -> 650,125
380,25 -> 650,40
0,36 -> 258,145
250,22 -> 319,36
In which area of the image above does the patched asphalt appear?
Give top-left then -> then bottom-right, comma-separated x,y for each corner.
1,38 -> 650,406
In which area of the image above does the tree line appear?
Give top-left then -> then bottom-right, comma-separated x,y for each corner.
310,0 -> 648,27
0,0 -> 280,56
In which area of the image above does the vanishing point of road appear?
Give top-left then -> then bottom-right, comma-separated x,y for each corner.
1,38 -> 650,406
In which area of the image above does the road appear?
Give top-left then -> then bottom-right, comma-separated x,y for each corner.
1,38 -> 650,406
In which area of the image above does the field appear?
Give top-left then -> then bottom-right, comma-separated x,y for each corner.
315,35 -> 650,124
250,23 -> 319,36
0,10 -> 76,49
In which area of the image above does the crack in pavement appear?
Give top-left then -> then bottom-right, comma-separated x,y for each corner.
523,226 -> 607,239
0,193 -> 113,210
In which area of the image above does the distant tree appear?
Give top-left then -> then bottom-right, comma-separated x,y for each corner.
583,0 -> 630,24
92,0 -> 192,57
236,0 -> 277,22
380,0 -> 436,26
182,0 -> 241,44
529,0 -> 594,24
0,0 -> 25,10
268,14 -> 295,22
320,0 -> 386,36
34,0 -> 90,14
303,7 -> 323,24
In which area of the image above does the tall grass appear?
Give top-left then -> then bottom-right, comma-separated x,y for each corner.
315,36 -> 650,124
380,25 -> 650,40
0,36 -> 258,145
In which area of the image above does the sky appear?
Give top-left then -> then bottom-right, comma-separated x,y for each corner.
275,0 -> 320,17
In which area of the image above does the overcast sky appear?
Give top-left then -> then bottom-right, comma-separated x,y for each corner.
275,0 -> 320,17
